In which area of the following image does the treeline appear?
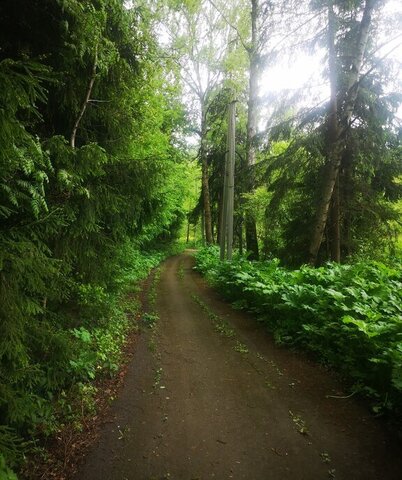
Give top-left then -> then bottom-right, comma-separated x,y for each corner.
0,0 -> 188,475
165,0 -> 402,265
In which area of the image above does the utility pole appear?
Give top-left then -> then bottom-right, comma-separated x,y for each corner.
220,135 -> 229,259
220,100 -> 236,260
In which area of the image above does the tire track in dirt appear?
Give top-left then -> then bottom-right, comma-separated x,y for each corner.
74,251 -> 402,480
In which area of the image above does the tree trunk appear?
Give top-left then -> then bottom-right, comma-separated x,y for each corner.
238,218 -> 243,256
245,0 -> 259,260
220,101 -> 236,260
200,109 -> 213,244
217,189 -> 223,246
70,45 -> 98,149
201,210 -> 205,245
186,218 -> 190,243
330,175 -> 341,262
226,101 -> 236,261
308,2 -> 339,265
308,0 -> 375,265
341,149 -> 353,257
342,0 -> 377,126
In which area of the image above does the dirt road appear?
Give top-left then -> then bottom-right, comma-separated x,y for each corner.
75,252 -> 402,480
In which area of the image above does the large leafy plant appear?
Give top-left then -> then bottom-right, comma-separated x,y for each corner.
195,247 -> 402,420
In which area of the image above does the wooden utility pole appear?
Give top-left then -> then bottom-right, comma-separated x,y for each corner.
226,101 -> 235,260
220,100 -> 236,260
244,0 -> 260,260
220,132 -> 229,259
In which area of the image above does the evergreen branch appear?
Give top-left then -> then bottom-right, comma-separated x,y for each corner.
208,0 -> 250,53
9,208 -> 62,231
264,10 -> 322,57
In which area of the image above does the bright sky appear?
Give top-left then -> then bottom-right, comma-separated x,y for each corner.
261,56 -> 323,93
152,0 -> 401,143
260,0 -> 402,125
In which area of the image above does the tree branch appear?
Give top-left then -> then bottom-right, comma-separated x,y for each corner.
208,0 -> 250,52
70,44 -> 98,149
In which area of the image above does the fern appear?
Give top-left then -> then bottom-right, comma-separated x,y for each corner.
0,426 -> 25,471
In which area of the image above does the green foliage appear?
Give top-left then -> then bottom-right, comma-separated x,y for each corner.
0,427 -> 24,473
191,293 -> 235,338
0,59 -> 51,220
0,0 -> 190,473
143,313 -> 160,328
195,247 -> 402,420
0,454 -> 18,480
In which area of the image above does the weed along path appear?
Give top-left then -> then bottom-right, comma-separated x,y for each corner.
74,252 -> 402,480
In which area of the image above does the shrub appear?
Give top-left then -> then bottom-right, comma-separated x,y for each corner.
195,247 -> 402,418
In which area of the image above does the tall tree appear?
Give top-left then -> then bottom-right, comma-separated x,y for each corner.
220,100 -> 236,260
243,0 -> 261,259
210,0 -> 297,259
163,0 -> 230,243
308,0 -> 378,265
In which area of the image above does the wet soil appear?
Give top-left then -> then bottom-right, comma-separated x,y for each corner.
74,251 -> 402,480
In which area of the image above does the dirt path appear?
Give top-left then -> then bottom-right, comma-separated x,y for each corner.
74,252 -> 402,480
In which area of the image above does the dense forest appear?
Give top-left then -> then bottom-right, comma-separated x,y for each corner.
0,0 -> 401,478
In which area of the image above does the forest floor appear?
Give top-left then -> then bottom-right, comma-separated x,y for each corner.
73,251 -> 402,480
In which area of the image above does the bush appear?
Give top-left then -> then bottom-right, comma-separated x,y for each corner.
0,238 -> 180,474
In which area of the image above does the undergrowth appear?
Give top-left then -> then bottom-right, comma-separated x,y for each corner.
195,246 -> 402,424
0,241 -> 183,478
